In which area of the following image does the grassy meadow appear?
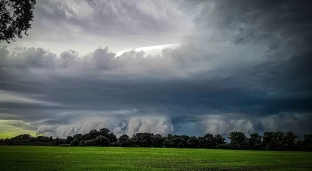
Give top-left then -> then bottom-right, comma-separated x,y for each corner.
0,146 -> 311,170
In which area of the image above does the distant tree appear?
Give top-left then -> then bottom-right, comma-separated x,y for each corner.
273,132 -> 285,150
79,140 -> 86,146
228,131 -> 246,149
70,138 -> 79,146
107,133 -> 117,143
163,134 -> 174,147
249,133 -> 262,150
126,138 -> 135,147
164,135 -> 190,148
94,136 -> 110,146
118,134 -> 130,146
186,136 -> 198,148
214,134 -> 226,148
132,133 -> 153,147
0,128 -> 310,151
177,135 -> 189,148
9,134 -> 33,145
262,132 -> 274,150
73,134 -> 83,141
15,134 -> 32,140
294,139 -> 303,151
172,137 -> 186,148
2,138 -> 14,145
152,134 -> 163,147
86,129 -> 99,140
54,137 -> 63,146
197,136 -> 208,148
35,136 -> 50,144
263,132 -> 285,150
83,139 -> 94,146
303,134 -> 312,151
99,128 -> 110,136
65,136 -> 74,144
243,138 -> 252,150
204,134 -> 215,148
283,131 -> 298,150
0,0 -> 36,43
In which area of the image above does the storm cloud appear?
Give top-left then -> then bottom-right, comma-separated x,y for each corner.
0,0 -> 311,138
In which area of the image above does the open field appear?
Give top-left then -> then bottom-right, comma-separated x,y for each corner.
0,146 -> 311,171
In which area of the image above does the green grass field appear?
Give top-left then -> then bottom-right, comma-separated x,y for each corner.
0,146 -> 311,171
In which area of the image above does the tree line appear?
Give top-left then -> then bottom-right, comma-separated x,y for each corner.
1,128 -> 311,151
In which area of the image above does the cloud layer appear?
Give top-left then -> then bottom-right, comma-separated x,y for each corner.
1,0 -> 311,138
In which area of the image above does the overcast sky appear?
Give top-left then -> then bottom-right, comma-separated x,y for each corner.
0,0 -> 311,138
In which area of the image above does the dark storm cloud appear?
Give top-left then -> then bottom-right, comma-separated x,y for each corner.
33,0 -> 188,37
1,0 -> 312,137
3,0 -> 192,56
178,0 -> 312,110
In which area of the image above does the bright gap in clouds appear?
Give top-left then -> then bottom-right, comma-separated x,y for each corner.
116,43 -> 180,57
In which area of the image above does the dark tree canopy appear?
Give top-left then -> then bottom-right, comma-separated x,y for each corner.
1,129 -> 312,151
0,0 -> 36,43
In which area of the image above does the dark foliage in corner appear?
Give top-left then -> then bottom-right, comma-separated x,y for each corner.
0,0 -> 36,43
